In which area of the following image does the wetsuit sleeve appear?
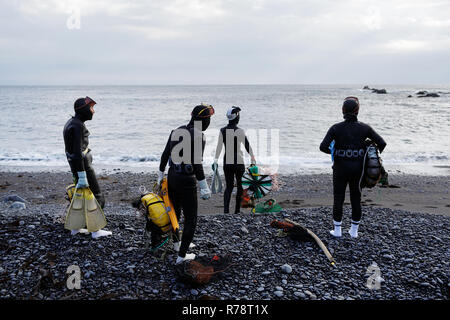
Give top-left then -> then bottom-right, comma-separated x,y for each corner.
319,126 -> 335,154
193,134 -> 206,181
245,135 -> 255,160
214,130 -> 223,160
159,131 -> 173,172
71,124 -> 85,172
367,126 -> 387,153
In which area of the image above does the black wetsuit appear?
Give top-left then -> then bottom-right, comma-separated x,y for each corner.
320,115 -> 386,222
63,114 -> 105,208
216,123 -> 254,214
159,123 -> 206,257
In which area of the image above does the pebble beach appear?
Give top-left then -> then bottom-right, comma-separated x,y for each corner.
0,170 -> 449,300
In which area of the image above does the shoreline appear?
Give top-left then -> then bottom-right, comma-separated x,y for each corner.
1,161 -> 450,176
1,164 -> 449,173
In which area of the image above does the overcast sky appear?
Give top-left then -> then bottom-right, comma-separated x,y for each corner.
1,0 -> 449,85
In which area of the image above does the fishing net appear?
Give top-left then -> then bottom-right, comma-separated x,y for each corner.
175,254 -> 234,286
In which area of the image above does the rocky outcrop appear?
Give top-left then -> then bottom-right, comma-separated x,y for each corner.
362,86 -> 387,94
416,91 -> 440,98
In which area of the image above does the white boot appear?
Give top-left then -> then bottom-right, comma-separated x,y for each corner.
176,253 -> 196,265
71,229 -> 89,236
91,229 -> 112,239
173,241 -> 196,252
348,220 -> 360,238
329,220 -> 342,237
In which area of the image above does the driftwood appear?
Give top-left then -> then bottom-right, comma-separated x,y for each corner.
271,219 -> 336,267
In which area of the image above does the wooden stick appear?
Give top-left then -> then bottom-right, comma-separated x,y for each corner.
285,219 -> 336,267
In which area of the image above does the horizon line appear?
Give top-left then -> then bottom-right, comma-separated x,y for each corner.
1,83 -> 449,87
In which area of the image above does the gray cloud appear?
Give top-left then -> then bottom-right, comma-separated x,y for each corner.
0,0 -> 449,84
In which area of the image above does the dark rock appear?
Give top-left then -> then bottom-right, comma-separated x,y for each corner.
9,202 -> 26,210
294,291 -> 306,298
281,264 -> 292,274
418,93 -> 440,98
2,195 -> 27,203
274,291 -> 283,297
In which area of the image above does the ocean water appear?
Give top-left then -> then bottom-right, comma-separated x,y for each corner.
0,85 -> 449,175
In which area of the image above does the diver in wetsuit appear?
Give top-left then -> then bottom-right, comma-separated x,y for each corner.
63,96 -> 111,238
319,97 -> 386,238
157,104 -> 214,264
214,106 -> 256,214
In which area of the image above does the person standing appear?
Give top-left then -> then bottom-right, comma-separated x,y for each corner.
158,104 -> 214,264
319,97 -> 386,238
63,96 -> 112,238
214,106 -> 256,214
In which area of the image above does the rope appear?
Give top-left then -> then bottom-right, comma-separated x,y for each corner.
150,236 -> 169,252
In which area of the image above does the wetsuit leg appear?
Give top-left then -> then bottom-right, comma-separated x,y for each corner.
146,219 -> 163,248
348,172 -> 362,222
178,177 -> 197,257
223,165 -> 235,213
84,152 -> 105,209
168,170 -> 197,258
333,160 -> 364,223
234,165 -> 245,214
332,166 -> 347,222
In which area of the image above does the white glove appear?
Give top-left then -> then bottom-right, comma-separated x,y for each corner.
198,179 -> 211,200
76,171 -> 89,188
157,171 -> 164,185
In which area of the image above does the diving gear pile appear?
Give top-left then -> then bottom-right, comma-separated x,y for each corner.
135,178 -> 180,252
241,166 -> 272,199
141,192 -> 173,233
159,178 -> 180,232
252,198 -> 283,214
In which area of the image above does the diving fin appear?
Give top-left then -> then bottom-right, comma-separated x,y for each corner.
64,188 -> 87,231
84,188 -> 107,232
